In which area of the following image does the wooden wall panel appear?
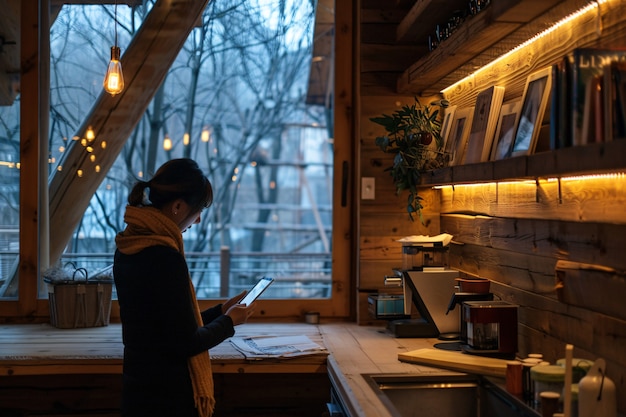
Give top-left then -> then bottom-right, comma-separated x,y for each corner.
356,1 -> 626,412
441,214 -> 626,271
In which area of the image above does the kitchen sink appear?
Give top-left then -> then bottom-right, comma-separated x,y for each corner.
362,373 -> 539,417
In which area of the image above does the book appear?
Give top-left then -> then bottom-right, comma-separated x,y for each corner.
615,64 -> 626,138
550,58 -> 572,149
581,74 -> 604,144
568,48 -> 626,146
603,61 -> 626,141
464,85 -> 505,163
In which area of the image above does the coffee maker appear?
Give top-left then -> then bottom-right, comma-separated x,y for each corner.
381,235 -> 462,338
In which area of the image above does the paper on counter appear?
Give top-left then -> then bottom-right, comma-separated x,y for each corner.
396,233 -> 453,246
230,334 -> 327,359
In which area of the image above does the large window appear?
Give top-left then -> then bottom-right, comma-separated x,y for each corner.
0,0 -> 351,320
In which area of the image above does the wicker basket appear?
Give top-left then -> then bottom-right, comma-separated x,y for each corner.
44,265 -> 113,329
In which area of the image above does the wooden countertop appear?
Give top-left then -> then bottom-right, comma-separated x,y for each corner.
319,323 -> 461,417
0,322 -> 454,417
0,322 -> 328,376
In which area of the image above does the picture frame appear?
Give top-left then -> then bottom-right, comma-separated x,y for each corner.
509,67 -> 553,157
444,107 -> 474,166
440,105 -> 457,150
464,86 -> 505,164
490,100 -> 521,160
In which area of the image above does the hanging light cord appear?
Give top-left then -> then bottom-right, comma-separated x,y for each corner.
114,0 -> 118,48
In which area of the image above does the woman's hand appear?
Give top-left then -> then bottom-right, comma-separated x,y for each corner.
225,303 -> 256,326
221,290 -> 246,314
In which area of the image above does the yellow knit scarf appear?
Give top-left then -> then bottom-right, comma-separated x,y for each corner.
116,206 -> 215,417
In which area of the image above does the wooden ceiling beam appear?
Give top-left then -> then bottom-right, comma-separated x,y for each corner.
48,0 -> 209,263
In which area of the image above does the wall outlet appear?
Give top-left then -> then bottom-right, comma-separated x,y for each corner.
361,177 -> 375,200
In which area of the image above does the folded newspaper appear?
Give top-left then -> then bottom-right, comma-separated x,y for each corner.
230,335 -> 328,359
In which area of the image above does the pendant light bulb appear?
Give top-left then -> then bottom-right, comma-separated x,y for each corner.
104,46 -> 124,96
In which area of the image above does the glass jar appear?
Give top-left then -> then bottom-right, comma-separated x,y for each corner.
530,364 -> 565,405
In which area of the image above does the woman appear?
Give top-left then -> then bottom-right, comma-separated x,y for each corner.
114,158 -> 254,417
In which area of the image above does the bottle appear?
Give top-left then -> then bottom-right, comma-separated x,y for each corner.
578,358 -> 616,417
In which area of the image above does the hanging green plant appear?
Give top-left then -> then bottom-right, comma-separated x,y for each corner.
370,98 -> 449,222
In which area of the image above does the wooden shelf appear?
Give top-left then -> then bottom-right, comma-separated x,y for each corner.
396,0 -> 574,95
395,0 -> 469,44
421,140 -> 626,186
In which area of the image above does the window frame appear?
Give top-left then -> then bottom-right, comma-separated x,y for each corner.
0,0 -> 355,323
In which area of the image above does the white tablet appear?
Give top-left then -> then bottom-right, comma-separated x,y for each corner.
239,276 -> 274,305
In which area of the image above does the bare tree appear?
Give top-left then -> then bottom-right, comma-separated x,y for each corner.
1,0 -> 330,296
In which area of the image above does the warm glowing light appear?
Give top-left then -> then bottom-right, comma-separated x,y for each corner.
270,181 -> 276,189
549,172 -> 625,182
231,175 -> 237,182
81,138 -> 87,147
163,134 -> 172,151
95,165 -> 101,173
59,146 -> 65,153
183,133 -> 190,146
250,161 -> 257,167
234,167 -> 239,174
77,169 -> 84,177
443,1 -> 608,94
104,46 -> 124,96
138,171 -> 144,178
434,173 -> 624,189
86,126 -> 95,141
57,165 -> 63,172
90,155 -> 96,162
72,135 -> 79,141
101,141 -> 107,149
49,157 -> 56,163
201,126 -> 210,142
86,146 -> 94,153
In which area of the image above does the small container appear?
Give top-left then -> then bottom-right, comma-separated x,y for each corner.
522,362 -> 535,401
506,361 -> 523,395
304,311 -> 320,324
556,358 -> 594,383
367,294 -> 406,319
540,391 -> 561,417
455,277 -> 490,293
531,365 -> 566,405
523,357 -> 543,365
578,358 -> 616,417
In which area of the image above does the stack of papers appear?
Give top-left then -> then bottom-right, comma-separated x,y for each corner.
396,233 -> 453,246
230,335 -> 327,359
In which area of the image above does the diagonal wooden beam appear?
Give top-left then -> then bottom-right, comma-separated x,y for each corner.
48,0 -> 209,263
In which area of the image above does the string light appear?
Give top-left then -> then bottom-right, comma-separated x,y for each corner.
201,126 -> 210,142
443,0 -> 609,95
86,126 -> 95,141
163,134 -> 172,151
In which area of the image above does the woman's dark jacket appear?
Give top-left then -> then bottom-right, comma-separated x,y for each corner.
113,245 -> 235,417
